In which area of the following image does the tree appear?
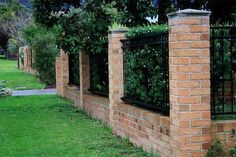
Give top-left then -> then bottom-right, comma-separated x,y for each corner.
208,0 -> 236,24
0,0 -> 32,45
155,0 -> 236,24
57,0 -> 118,54
116,0 -> 158,27
32,0 -> 82,27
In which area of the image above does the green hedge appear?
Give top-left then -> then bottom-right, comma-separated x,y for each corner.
126,24 -> 168,39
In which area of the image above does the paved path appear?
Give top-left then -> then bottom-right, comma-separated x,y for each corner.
12,89 -> 57,96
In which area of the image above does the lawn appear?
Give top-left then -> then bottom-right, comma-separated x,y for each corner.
0,95 -> 155,157
0,56 -> 45,90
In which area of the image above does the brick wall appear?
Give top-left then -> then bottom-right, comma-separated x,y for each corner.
64,86 -> 81,107
212,121 -> 236,147
114,103 -> 171,156
56,51 -> 110,123
83,94 -> 109,124
55,9 -> 236,157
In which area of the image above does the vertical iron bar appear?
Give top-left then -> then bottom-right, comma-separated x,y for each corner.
221,27 -> 225,113
165,34 -> 168,112
166,33 -> 169,113
230,31 -> 234,113
211,28 -> 216,117
162,36 -> 165,112
161,36 -> 165,113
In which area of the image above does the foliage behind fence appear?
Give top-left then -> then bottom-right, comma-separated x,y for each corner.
121,32 -> 169,114
69,53 -> 80,86
89,50 -> 109,97
210,25 -> 236,118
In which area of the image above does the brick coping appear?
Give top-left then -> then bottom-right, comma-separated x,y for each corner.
108,29 -> 128,34
167,9 -> 211,17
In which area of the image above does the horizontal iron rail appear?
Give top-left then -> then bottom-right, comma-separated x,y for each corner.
122,32 -> 169,40
211,26 -> 236,29
121,97 -> 169,115
121,41 -> 168,48
212,112 -> 236,115
121,32 -> 168,48
211,36 -> 236,39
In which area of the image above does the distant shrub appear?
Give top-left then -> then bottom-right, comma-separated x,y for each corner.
0,82 -> 12,97
7,38 -> 20,54
23,25 -> 61,85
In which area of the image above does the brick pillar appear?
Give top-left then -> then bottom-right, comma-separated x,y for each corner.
19,47 -> 24,70
23,46 -> 28,69
80,52 -> 90,108
168,9 -> 211,157
26,47 -> 32,68
56,49 -> 69,97
108,29 -> 127,128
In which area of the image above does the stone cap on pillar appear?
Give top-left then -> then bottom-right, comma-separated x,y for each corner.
108,29 -> 128,39
108,28 -> 128,34
167,9 -> 211,18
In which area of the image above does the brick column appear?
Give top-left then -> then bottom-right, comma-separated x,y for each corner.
26,47 -> 32,68
108,29 -> 127,128
23,46 -> 28,68
56,49 -> 69,97
168,9 -> 211,157
79,52 -> 90,108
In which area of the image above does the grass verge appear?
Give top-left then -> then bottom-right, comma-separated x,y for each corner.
0,95 -> 157,157
0,57 -> 45,90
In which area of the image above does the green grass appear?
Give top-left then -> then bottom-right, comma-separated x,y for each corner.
0,95 -> 156,157
0,56 -> 45,90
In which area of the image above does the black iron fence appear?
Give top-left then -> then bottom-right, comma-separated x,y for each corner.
68,53 -> 80,86
89,50 -> 109,97
211,26 -> 236,118
121,32 -> 169,114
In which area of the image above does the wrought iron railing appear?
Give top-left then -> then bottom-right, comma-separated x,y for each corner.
68,53 -> 80,86
211,26 -> 236,118
89,50 -> 109,97
121,32 -> 169,114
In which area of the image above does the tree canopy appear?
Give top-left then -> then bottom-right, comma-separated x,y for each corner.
0,0 -> 32,50
156,0 -> 236,24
